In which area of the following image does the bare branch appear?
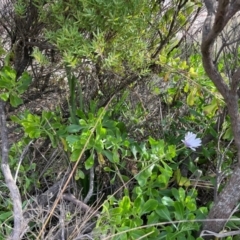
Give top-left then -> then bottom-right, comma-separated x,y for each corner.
63,194 -> 100,216
231,68 -> 240,93
83,167 -> 94,204
201,1 -> 240,237
0,100 -> 23,240
201,0 -> 229,98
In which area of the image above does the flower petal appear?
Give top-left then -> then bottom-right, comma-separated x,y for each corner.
182,132 -> 202,150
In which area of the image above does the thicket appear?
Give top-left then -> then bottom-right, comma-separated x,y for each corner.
1,0 -> 240,239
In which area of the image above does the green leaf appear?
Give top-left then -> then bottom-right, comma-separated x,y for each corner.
147,211 -> 160,224
173,202 -> 185,220
9,93 -> 23,107
10,115 -> 21,123
161,196 -> 174,206
79,119 -> 87,126
0,77 -> 15,89
157,162 -> 173,188
185,196 -> 196,211
135,165 -> 154,187
174,169 -> 191,187
223,127 -> 233,140
0,92 -> 9,101
103,166 -> 113,172
133,197 -> 142,211
171,188 -> 180,201
178,188 -> 186,202
203,98 -> 218,116
156,205 -> 172,221
0,211 -> 12,220
184,82 -> 189,93
71,148 -> 81,161
1,66 -> 16,81
187,88 -> 196,106
96,125 -> 107,136
140,199 -> 158,215
166,145 -> 176,161
66,124 -> 82,133
75,169 -> 85,180
112,149 -> 119,163
66,135 -> 80,145
27,127 -> 41,138
119,196 -> 131,213
103,150 -> 113,162
85,153 -> 94,170
17,72 -> 32,93
129,229 -> 147,239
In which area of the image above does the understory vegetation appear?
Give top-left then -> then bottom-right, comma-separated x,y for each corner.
1,0 -> 240,239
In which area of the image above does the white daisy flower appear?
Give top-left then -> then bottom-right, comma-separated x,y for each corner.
181,132 -> 202,151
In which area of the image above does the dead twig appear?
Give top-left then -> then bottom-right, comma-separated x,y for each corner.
0,100 -> 23,240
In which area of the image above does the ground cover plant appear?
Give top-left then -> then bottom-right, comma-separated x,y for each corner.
1,0 -> 240,239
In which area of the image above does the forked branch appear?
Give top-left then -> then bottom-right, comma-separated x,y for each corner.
201,0 -> 240,237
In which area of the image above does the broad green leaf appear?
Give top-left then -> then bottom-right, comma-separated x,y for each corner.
1,66 -> 16,81
93,138 -> 104,152
0,211 -> 12,220
135,165 -> 154,187
17,72 -> 32,93
147,211 -> 160,224
171,188 -> 180,201
66,124 -> 82,133
75,169 -> 85,180
166,145 -> 176,161
0,92 -> 9,101
70,148 -> 81,161
119,196 -> 131,213
156,205 -> 172,221
223,127 -> 233,140
178,188 -> 186,202
161,196 -> 174,206
9,93 -> 23,107
129,229 -> 147,239
79,119 -> 87,126
26,127 -> 41,138
103,150 -> 113,162
96,125 -> 107,136
173,202 -> 185,220
66,135 -> 80,145
0,78 -> 15,89
140,199 -> 158,215
185,196 -> 196,211
133,197 -> 142,211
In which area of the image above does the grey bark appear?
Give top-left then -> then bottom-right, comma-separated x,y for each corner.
201,0 -> 240,237
0,100 -> 23,240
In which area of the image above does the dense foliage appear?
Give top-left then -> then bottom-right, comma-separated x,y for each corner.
1,0 -> 240,239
